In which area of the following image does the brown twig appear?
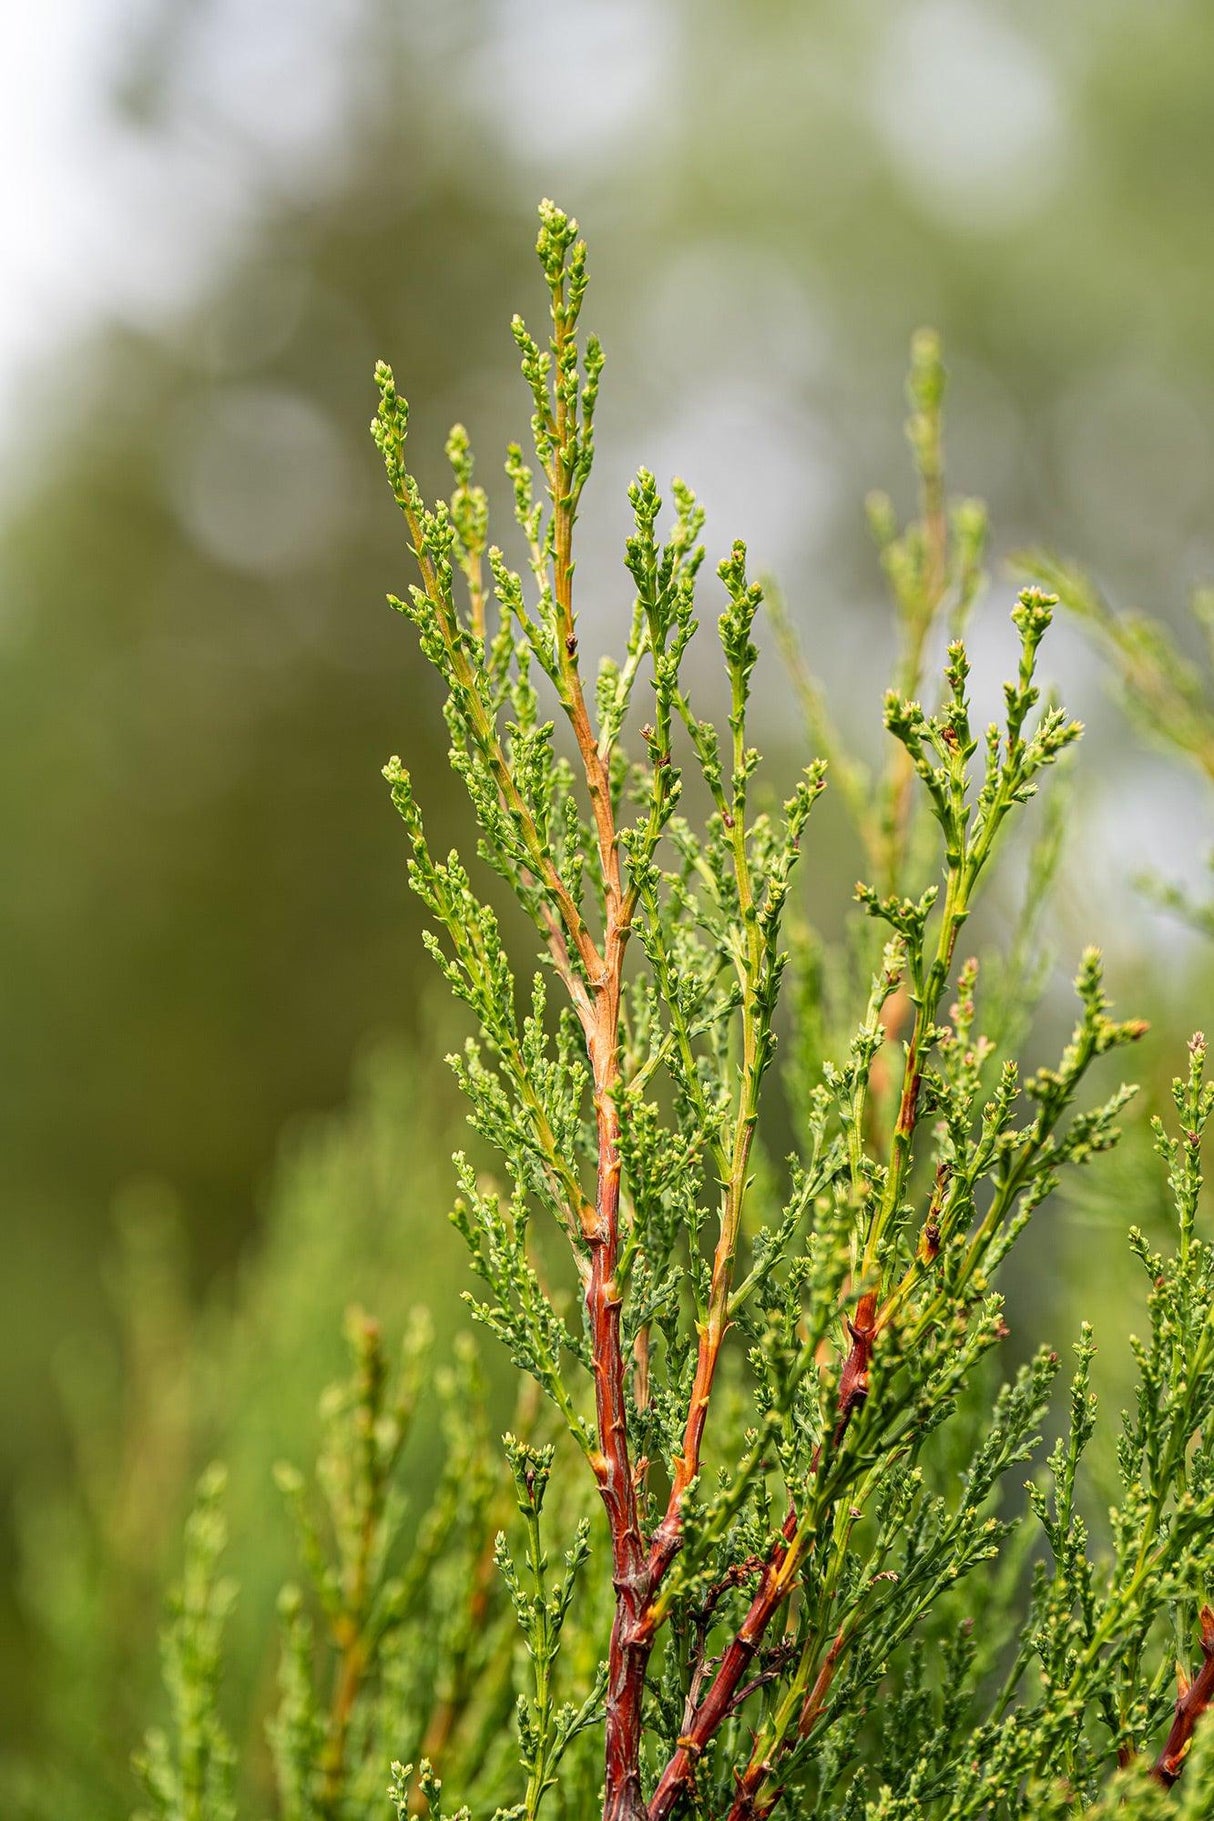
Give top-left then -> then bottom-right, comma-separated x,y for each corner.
539,281 -> 656,1821
648,1191 -> 752,1588
321,1623 -> 367,1816
650,1287 -> 879,1821
832,1292 -> 878,1448
1150,1605 -> 1214,1788
648,1508 -> 801,1821
796,1626 -> 848,1739
407,1525 -> 502,1815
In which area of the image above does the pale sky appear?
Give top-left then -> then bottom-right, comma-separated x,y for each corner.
1,6 -> 144,468
0,1 -> 363,500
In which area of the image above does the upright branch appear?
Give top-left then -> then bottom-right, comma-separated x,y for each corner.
864,329 -> 988,897
372,204 -> 1165,1821
129,201 -> 1214,1821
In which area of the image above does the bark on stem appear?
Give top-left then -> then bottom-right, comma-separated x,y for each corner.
649,1127 -> 758,1585
590,999 -> 651,1821
1151,1605 -> 1214,1788
649,1306 -> 877,1821
647,1508 -> 800,1821
542,294 -> 655,1820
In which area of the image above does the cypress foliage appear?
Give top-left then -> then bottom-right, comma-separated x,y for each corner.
122,204 -> 1214,1819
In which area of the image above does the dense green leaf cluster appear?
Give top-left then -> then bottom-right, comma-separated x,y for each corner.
110,205 -> 1214,1821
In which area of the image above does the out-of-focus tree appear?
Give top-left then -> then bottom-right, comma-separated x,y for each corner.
2,1035 -> 479,1818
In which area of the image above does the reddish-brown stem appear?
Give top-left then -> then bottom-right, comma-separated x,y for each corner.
649,1288 -> 729,1582
651,1300 -> 877,1821
576,815 -> 652,1821
797,1626 -> 847,1739
894,1062 -> 924,1153
1150,1605 -> 1214,1788
603,984 -> 762,1813
648,1508 -> 800,1821
833,1292 -> 878,1447
726,1787 -> 781,1821
649,1119 -> 760,1588
538,289 -> 658,1820
724,1736 -> 788,1821
725,1383 -> 870,1819
591,1002 -> 651,1821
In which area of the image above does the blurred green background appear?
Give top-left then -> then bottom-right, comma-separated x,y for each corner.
2,0 -> 1213,1800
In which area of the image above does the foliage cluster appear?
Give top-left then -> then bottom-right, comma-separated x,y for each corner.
15,205 -> 1214,1821
0,1047 -> 519,1821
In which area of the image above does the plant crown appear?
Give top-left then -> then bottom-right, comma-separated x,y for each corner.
133,202 -> 1214,1821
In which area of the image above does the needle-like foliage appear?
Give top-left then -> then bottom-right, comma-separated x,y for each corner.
354,203 -> 1211,1819
130,203 -> 1214,1821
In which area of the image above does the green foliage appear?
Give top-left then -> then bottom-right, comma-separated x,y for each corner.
0,1042 -> 494,1820
348,203 -> 1212,1818
131,1310 -> 557,1821
495,1436 -> 603,1818
889,1036 -> 1214,1817
10,26 -> 1214,1777
29,203 -> 1214,1821
259,1312 -> 520,1821
133,1464 -> 238,1821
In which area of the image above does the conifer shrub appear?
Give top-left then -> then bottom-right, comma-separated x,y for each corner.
127,204 -> 1214,1820
1,1044 -> 478,1821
